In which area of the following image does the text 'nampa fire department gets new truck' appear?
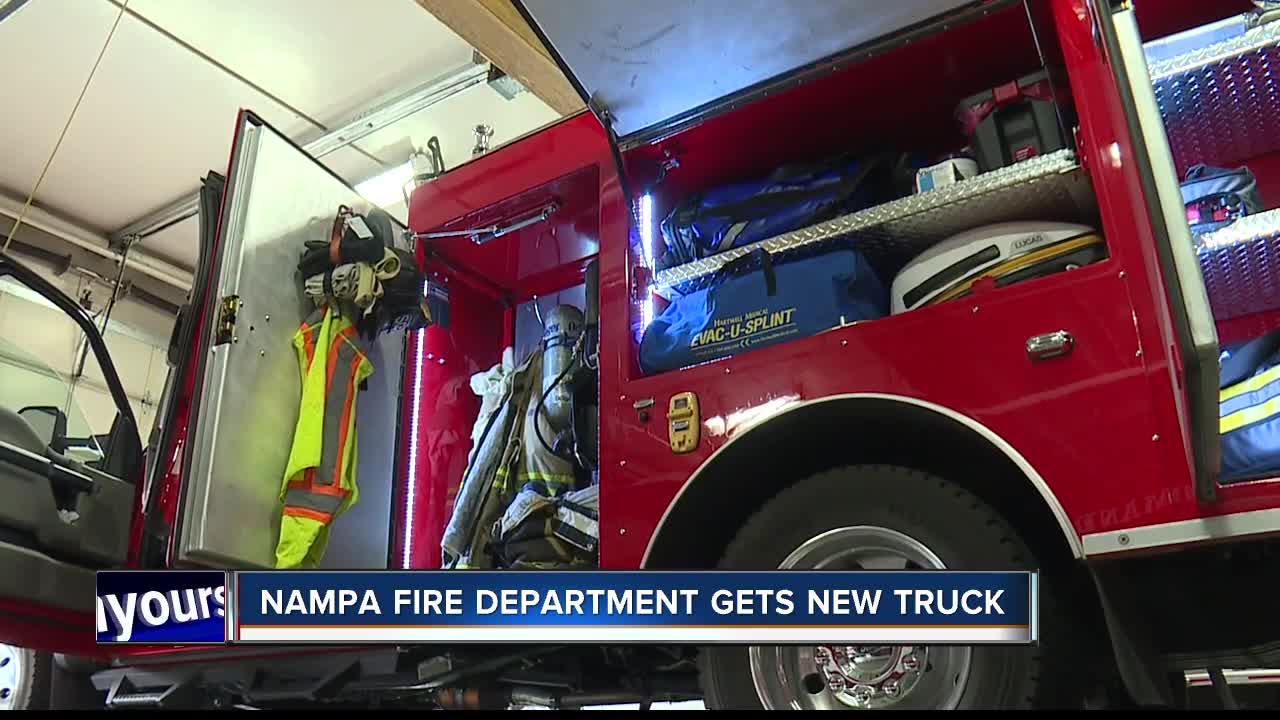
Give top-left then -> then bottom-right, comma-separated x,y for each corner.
4,0 -> 1280,710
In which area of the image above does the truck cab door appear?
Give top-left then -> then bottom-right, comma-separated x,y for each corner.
0,109 -> 398,655
0,253 -> 144,654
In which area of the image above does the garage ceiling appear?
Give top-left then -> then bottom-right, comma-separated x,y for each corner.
0,0 -> 561,280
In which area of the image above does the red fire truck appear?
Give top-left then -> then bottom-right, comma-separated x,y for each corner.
3,0 -> 1280,710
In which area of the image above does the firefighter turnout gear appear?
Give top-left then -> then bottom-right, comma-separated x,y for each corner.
275,304 -> 373,569
441,346 -> 588,569
442,349 -> 542,569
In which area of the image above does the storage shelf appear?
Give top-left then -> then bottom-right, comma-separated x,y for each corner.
651,149 -> 1097,298
1198,209 -> 1280,322
1148,17 -> 1280,175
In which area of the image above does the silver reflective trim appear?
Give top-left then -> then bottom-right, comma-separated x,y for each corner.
1082,506 -> 1280,556
1186,669 -> 1280,687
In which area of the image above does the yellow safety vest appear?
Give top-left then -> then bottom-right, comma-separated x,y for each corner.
274,305 -> 373,569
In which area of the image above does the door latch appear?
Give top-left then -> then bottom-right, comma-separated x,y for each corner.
214,295 -> 241,345
1026,330 -> 1074,361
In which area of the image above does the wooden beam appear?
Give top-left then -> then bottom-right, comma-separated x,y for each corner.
416,0 -> 585,116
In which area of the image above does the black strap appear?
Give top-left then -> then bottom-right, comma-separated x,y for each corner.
769,151 -> 857,181
323,268 -> 335,298
717,249 -> 777,296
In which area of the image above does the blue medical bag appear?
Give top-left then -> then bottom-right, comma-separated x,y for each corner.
1220,330 -> 1280,482
656,155 -> 887,270
639,248 -> 888,375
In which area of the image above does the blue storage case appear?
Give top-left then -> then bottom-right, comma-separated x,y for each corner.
639,248 -> 887,375
656,155 -> 886,270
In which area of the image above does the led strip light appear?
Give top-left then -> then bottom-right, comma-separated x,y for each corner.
402,281 -> 429,568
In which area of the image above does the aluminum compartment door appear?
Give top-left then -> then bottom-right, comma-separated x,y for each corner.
1093,5 -> 1221,501
517,0 -> 980,141
177,112 -> 394,568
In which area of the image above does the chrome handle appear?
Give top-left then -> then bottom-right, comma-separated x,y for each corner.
1083,0 -> 1103,52
1026,331 -> 1075,361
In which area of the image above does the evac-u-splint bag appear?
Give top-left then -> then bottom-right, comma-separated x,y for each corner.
639,248 -> 888,375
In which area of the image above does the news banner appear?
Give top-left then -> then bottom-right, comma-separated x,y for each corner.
96,570 -> 1037,646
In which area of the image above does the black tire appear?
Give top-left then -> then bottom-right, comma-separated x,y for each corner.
699,464 -> 1082,710
49,655 -> 108,710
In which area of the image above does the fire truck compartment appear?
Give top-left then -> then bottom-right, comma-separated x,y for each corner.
399,2 -> 1090,562
619,0 -> 1280,378
612,2 -> 1100,378
1137,3 -> 1280,486
1144,8 -> 1280,336
371,0 -> 1087,572
403,132 -> 603,567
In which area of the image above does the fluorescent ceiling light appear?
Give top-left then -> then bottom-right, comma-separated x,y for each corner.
355,162 -> 413,209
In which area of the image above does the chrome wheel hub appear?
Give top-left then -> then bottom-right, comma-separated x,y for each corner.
748,527 -> 972,710
814,645 -> 927,708
0,643 -> 28,710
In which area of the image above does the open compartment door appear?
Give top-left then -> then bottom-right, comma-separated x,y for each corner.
517,0 -> 983,141
1092,4 -> 1221,501
176,111 -> 408,568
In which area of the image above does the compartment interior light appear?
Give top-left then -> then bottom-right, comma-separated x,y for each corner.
402,279 -> 429,568
639,193 -> 655,329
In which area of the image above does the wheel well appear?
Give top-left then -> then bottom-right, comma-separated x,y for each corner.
643,397 -> 1079,574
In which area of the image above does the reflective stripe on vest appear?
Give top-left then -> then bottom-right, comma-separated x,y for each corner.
1221,363 -> 1280,434
275,305 -> 372,568
316,323 -> 365,492
284,479 -> 347,524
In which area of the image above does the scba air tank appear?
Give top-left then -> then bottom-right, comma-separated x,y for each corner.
541,304 -> 585,431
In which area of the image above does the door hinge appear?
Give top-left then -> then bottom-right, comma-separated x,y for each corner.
214,295 -> 241,345
631,266 -> 652,302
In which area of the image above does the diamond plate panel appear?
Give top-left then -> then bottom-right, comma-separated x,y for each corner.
1198,209 -> 1280,321
652,150 -> 1097,298
1149,19 -> 1280,176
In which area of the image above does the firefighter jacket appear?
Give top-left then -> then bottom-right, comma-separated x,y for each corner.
274,304 -> 373,569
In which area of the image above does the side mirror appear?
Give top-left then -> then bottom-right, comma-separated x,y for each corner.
99,413 -> 143,480
18,405 -> 69,453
